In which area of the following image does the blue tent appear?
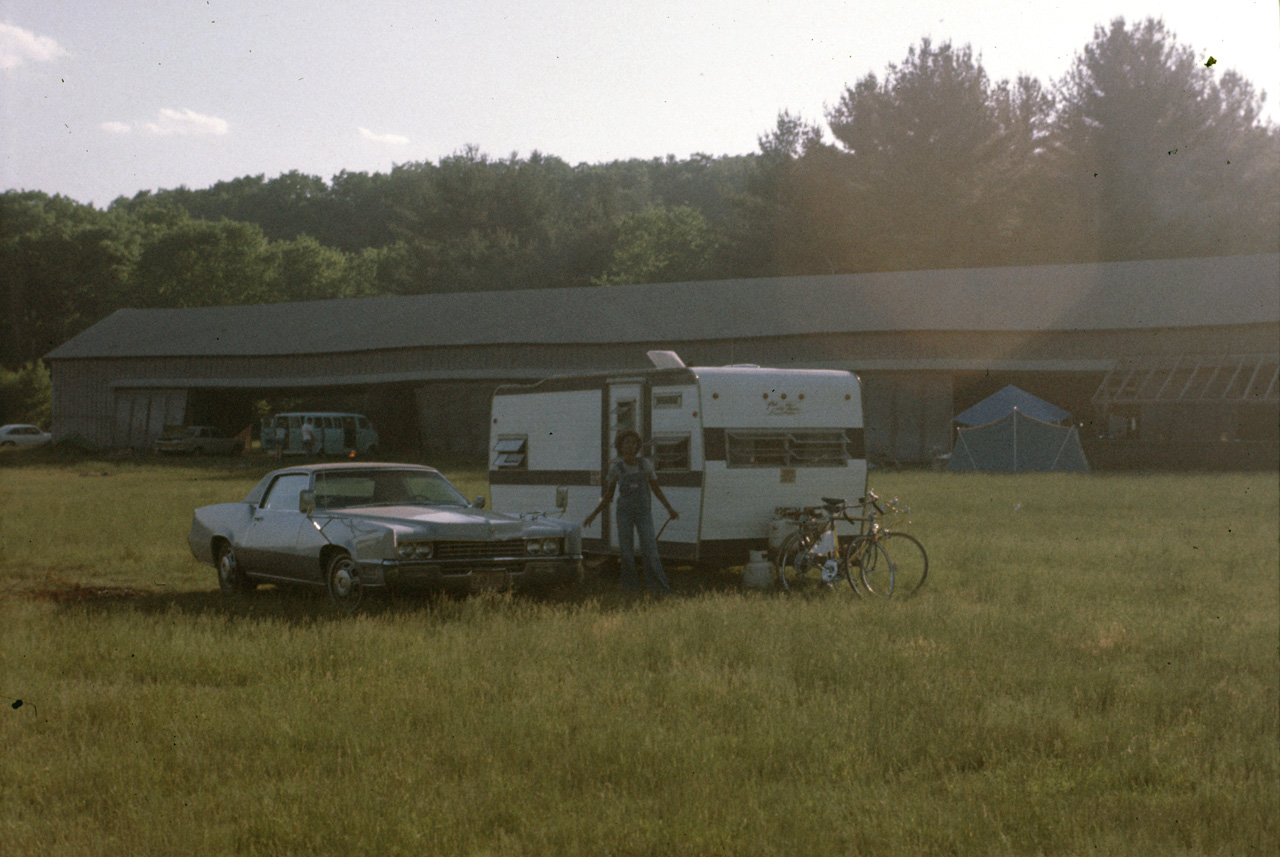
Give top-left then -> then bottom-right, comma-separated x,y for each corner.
954,385 -> 1070,427
947,410 -> 1090,472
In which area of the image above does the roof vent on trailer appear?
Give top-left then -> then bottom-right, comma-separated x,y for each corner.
647,350 -> 687,369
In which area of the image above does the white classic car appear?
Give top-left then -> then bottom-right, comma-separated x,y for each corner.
0,424 -> 52,448
188,462 -> 583,611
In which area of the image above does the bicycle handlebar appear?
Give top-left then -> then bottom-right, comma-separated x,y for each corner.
779,491 -> 893,527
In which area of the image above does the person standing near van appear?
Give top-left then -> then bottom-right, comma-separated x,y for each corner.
584,429 -> 677,594
273,421 -> 286,460
301,419 -> 316,459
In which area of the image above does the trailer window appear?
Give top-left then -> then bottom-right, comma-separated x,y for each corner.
613,400 -> 637,433
726,430 -> 849,467
651,433 -> 691,471
492,436 -> 528,469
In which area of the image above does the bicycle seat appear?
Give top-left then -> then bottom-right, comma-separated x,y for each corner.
821,497 -> 845,509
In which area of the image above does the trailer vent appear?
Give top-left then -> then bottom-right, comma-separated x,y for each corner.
725,430 -> 849,468
492,436 -> 528,469
653,392 -> 683,409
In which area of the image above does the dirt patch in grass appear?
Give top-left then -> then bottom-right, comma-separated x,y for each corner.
27,575 -> 151,602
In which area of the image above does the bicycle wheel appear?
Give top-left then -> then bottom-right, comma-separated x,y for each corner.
776,532 -> 815,593
878,532 -> 928,597
841,539 -> 867,596
859,539 -> 894,598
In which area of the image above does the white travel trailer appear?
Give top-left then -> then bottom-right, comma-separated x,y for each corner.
489,351 -> 866,566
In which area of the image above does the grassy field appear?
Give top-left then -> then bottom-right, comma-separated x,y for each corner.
1,452 -> 1276,856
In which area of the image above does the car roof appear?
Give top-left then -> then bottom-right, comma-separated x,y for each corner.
270,462 -> 441,475
242,462 -> 446,505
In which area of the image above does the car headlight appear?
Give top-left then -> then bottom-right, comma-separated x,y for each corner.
397,542 -> 434,560
541,538 -> 560,556
525,539 -> 541,555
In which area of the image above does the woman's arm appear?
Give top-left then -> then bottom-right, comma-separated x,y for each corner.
583,481 -> 615,527
649,472 -> 678,519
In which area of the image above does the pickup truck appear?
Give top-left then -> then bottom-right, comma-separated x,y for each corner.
155,426 -> 244,455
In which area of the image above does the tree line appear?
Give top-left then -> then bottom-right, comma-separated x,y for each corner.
3,17 -> 1277,381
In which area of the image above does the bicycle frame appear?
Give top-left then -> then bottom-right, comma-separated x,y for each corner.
774,490 -> 918,597
774,500 -> 860,592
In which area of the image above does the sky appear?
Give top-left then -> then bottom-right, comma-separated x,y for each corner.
2,0 -> 1277,208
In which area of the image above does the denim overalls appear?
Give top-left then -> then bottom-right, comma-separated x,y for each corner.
612,458 -> 671,594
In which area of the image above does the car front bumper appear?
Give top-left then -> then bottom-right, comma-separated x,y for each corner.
379,556 -> 584,592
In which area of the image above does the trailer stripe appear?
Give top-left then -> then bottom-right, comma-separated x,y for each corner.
490,469 -> 704,487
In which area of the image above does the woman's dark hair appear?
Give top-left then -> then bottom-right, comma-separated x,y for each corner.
614,428 -> 644,454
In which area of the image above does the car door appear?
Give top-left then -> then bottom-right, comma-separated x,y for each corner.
238,472 -> 318,581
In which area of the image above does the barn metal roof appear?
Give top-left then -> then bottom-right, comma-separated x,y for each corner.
46,254 -> 1280,360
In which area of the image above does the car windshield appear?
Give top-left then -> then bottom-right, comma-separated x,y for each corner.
313,469 -> 469,509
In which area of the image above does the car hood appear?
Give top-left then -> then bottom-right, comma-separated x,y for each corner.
326,505 -> 567,539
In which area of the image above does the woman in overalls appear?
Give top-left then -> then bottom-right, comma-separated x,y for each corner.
584,429 -> 678,594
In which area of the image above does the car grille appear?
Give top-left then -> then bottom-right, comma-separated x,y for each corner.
432,539 -> 528,561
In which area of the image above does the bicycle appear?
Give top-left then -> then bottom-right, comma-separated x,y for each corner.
774,491 -> 928,598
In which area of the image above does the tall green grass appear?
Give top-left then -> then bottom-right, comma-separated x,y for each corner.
1,460 -> 1276,855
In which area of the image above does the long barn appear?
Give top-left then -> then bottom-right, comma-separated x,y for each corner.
45,253 -> 1279,468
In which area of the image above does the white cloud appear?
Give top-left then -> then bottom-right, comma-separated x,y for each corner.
0,21 -> 67,69
144,107 -> 229,136
100,121 -> 131,135
359,126 -> 410,145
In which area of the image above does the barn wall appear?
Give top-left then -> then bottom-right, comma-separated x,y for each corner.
414,382 -> 502,457
49,360 -> 120,447
860,374 -> 954,465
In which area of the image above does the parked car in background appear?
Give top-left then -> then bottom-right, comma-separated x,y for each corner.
0,424 -> 52,448
188,462 -> 583,611
155,425 -> 245,455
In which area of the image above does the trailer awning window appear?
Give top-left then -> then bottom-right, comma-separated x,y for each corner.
726,430 -> 849,467
653,392 -> 683,409
492,436 -> 527,469
651,433 -> 691,471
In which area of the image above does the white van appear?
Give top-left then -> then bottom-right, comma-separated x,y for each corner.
261,412 -> 379,457
489,351 -> 866,566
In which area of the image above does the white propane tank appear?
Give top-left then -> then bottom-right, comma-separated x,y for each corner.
768,517 -> 796,551
743,550 -> 773,589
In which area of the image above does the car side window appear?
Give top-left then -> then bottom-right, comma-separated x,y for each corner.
260,473 -> 312,511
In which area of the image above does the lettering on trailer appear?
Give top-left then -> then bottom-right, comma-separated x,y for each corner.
766,401 -> 802,416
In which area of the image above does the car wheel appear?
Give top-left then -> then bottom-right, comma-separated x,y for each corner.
326,553 -> 364,613
216,543 -> 255,596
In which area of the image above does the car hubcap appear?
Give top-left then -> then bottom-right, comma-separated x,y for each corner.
333,564 -> 355,597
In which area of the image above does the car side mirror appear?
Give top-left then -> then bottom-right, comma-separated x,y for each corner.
299,490 -> 316,514
555,486 -> 569,510
472,495 -> 486,509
